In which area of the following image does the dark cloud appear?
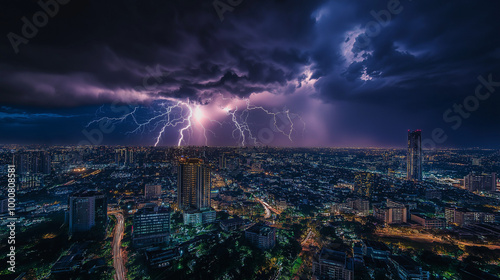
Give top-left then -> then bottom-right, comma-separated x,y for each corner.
0,0 -> 499,147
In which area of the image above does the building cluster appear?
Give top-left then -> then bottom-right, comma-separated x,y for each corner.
463,172 -> 497,192
1,141 -> 499,279
115,148 -> 136,167
13,150 -> 51,190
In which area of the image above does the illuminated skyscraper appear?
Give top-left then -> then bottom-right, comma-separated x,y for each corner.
69,190 -> 107,236
115,148 -> 135,167
177,158 -> 211,211
219,153 -> 227,169
407,130 -> 422,181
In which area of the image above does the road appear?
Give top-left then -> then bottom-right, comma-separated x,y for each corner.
255,198 -> 282,217
301,229 -> 314,245
377,230 -> 500,250
111,212 -> 126,280
256,199 -> 272,218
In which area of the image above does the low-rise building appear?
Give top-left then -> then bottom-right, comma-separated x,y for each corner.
373,203 -> 407,224
244,223 -> 276,250
362,239 -> 391,260
220,217 -> 246,231
145,248 -> 180,268
312,248 -> 353,280
133,204 -> 170,248
411,214 -> 446,229
390,255 -> 429,280
183,209 -> 216,226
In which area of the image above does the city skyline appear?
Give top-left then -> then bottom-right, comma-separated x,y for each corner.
0,1 -> 499,278
1,145 -> 499,279
0,1 -> 499,148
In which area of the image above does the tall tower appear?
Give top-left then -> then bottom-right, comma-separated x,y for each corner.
69,190 -> 107,235
177,158 -> 210,211
407,130 -> 422,181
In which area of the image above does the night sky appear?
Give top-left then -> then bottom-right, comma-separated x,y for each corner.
1,0 -> 500,147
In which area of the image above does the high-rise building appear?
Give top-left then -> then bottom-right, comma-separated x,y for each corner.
14,151 -> 51,175
373,200 -> 407,224
178,158 -> 214,225
219,153 -> 227,169
145,184 -> 162,200
68,191 -> 107,236
464,172 -> 497,192
133,204 -> 170,248
353,199 -> 370,216
312,248 -> 353,280
445,207 -> 494,227
445,207 -> 456,225
13,151 -> 51,190
115,148 -> 135,167
407,130 -> 422,181
177,158 -> 210,211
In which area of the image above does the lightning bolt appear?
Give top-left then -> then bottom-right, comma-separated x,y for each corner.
194,105 -> 223,146
87,100 -> 195,147
87,96 -> 306,147
176,102 -> 193,147
244,99 -> 303,142
225,105 -> 258,146
86,106 -> 141,128
222,97 -> 306,146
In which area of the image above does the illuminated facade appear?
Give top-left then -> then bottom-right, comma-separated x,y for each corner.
177,158 -> 211,211
133,205 -> 170,248
69,191 -> 107,235
407,130 -> 422,181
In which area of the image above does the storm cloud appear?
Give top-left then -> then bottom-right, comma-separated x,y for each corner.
1,0 -> 499,147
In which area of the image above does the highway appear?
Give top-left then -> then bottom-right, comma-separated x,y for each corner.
255,198 -> 282,217
301,229 -> 314,246
257,199 -> 272,218
111,212 -> 126,280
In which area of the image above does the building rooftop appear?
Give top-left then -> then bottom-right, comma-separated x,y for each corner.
318,248 -> 346,265
70,190 -> 105,198
136,204 -> 170,215
391,255 -> 422,275
220,217 -> 245,226
245,223 -> 274,236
